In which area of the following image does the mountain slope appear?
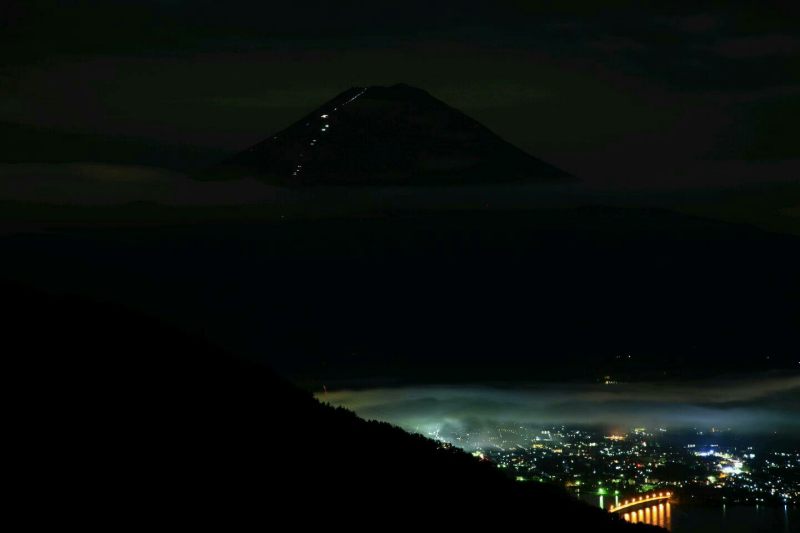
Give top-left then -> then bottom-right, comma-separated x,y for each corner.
202,83 -> 571,185
6,282 -> 653,530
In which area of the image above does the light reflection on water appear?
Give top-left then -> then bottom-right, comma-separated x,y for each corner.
581,494 -> 800,533
621,502 -> 670,529
585,495 -> 796,532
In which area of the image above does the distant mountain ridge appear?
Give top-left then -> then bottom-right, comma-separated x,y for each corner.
202,83 -> 571,185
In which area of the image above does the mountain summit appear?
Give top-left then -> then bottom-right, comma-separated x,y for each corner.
203,84 -> 571,185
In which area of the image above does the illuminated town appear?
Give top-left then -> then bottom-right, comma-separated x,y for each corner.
424,423 -> 799,522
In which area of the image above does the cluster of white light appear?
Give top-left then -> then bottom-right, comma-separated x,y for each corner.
272,88 -> 370,176
291,161 -> 303,177
291,88 -> 368,177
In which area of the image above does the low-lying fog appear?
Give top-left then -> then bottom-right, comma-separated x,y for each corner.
321,373 -> 800,446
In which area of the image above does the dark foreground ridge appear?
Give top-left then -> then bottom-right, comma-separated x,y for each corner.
203,83 -> 571,185
7,282 -> 655,530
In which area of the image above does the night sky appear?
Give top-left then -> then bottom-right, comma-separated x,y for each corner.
4,5 -> 800,522
3,1 -> 800,187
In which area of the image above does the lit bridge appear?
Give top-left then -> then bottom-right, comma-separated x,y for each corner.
609,491 -> 672,527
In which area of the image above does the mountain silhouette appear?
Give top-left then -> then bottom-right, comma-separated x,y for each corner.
6,281 -> 655,530
202,83 -> 571,185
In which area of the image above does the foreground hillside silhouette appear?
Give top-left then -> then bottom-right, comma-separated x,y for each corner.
7,282 -> 656,530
